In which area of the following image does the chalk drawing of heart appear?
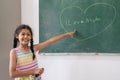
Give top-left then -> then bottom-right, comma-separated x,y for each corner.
60,3 -> 116,41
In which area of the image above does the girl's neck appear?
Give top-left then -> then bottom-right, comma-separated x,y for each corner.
18,44 -> 30,52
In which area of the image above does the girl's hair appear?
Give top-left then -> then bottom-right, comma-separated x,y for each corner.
13,24 -> 35,60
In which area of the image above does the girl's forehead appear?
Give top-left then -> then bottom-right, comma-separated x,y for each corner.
20,29 -> 31,33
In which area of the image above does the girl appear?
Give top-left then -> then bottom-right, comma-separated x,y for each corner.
9,24 -> 75,80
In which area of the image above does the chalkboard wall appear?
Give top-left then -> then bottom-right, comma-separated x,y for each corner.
39,0 -> 120,53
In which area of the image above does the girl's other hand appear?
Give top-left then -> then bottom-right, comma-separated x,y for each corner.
34,68 -> 44,75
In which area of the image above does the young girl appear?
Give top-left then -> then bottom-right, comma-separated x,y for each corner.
9,24 -> 75,80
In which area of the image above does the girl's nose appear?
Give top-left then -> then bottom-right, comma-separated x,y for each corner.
24,35 -> 28,38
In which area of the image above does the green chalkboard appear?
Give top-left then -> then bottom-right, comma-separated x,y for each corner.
39,0 -> 120,53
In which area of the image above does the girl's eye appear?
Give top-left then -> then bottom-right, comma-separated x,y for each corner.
27,33 -> 31,36
22,33 -> 25,36
20,32 -> 31,36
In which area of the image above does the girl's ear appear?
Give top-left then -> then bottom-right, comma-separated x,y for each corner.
15,34 -> 19,39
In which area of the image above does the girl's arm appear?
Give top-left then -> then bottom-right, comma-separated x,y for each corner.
9,49 -> 43,78
34,31 -> 75,51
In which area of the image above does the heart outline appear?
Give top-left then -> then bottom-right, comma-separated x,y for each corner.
60,3 -> 116,41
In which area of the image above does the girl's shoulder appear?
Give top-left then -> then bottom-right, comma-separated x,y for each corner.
10,48 -> 20,54
10,48 -> 16,53
10,48 -> 22,58
10,48 -> 17,57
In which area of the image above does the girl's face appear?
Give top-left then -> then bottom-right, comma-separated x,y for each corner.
16,29 -> 32,45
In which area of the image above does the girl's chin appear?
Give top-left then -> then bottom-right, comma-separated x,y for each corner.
22,42 -> 29,45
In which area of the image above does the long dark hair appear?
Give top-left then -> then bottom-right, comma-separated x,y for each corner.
13,24 -> 35,60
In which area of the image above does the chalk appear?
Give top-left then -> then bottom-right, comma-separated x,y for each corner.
73,29 -> 76,32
